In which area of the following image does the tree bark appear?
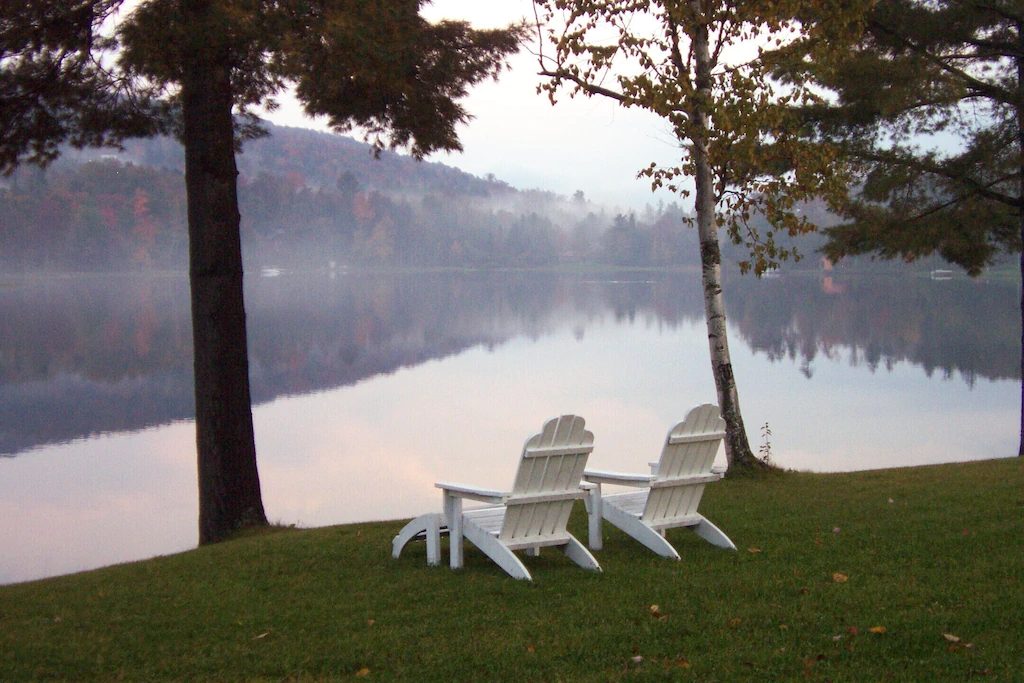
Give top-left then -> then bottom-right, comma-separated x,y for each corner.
181,0 -> 268,542
689,0 -> 759,470
1017,19 -> 1023,457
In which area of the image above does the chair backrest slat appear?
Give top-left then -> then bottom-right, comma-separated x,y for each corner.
642,405 -> 725,523
502,415 -> 593,542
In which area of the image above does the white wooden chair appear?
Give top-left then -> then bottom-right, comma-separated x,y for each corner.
391,414 -> 601,580
583,404 -> 736,559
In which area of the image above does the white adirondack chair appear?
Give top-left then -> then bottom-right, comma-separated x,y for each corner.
583,404 -> 736,559
391,414 -> 601,580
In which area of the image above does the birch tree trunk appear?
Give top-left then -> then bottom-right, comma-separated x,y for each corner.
689,1 -> 759,470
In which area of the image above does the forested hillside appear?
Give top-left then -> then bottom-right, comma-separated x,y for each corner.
0,124 -> 706,272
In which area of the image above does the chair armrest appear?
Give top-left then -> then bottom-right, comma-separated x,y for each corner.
583,469 -> 656,487
435,481 -> 508,504
649,472 -> 724,489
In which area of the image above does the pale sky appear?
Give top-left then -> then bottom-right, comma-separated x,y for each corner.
262,0 -> 683,211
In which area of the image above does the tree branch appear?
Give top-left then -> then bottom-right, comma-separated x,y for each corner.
869,18 -> 1017,107
536,67 -> 629,103
856,148 -> 1023,208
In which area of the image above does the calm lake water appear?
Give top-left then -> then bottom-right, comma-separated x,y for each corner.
1,269 -> 1020,584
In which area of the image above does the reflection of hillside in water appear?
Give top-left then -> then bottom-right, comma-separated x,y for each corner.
0,273 -> 705,456
725,273 -> 1020,384
1,270 -> 1017,456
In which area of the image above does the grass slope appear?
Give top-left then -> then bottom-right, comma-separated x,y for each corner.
2,458 -> 1022,681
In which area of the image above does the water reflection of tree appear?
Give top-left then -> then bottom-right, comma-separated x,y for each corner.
1,273 -> 616,455
724,274 -> 1020,385
3,271 -> 1016,456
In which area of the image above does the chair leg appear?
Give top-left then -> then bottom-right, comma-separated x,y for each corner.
691,515 -> 737,550
583,483 -> 604,550
425,513 -> 441,565
462,522 -> 532,580
563,535 -> 602,572
603,504 -> 681,560
391,513 -> 442,562
445,493 -> 464,569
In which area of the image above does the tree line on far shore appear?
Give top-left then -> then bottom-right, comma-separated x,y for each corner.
1,135 -> 710,271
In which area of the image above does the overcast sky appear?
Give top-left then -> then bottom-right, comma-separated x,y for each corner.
261,0 -> 684,211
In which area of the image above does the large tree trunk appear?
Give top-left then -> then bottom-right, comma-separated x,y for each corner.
181,0 -> 268,543
1017,22 -> 1023,457
689,1 -> 759,471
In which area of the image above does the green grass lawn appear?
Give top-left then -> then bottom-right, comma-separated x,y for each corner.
2,457 -> 1022,681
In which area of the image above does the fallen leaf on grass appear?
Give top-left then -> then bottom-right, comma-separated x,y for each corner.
847,626 -> 859,636
832,572 -> 849,583
649,605 -> 668,620
943,633 -> 961,643
832,527 -> 841,534
630,656 -> 644,664
869,626 -> 887,634
253,632 -> 269,640
728,618 -> 743,629
527,644 -> 536,653
748,547 -> 762,554
355,667 -> 370,677
366,619 -> 375,627
814,538 -> 825,546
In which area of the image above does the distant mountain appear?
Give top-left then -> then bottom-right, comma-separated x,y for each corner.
7,122 -> 943,275
3,123 -> 667,272
107,123 -> 520,199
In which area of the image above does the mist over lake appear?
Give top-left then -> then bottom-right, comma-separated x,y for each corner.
1,268 -> 1019,584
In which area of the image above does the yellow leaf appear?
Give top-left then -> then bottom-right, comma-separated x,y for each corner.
943,633 -> 960,643
832,572 -> 848,583
869,626 -> 886,634
748,547 -> 762,554
355,668 -> 370,677
649,604 -> 667,620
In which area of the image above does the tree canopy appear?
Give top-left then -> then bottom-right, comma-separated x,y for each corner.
783,0 -> 1022,274
2,1 -> 525,166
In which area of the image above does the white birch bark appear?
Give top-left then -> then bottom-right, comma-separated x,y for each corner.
688,0 -> 756,468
